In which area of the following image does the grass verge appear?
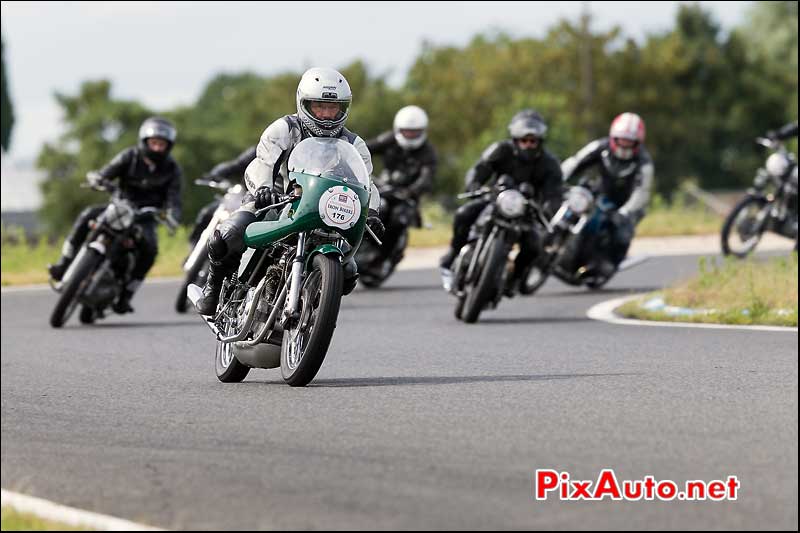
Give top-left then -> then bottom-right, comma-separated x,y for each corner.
1,506 -> 90,531
617,254 -> 798,327
0,196 -> 726,287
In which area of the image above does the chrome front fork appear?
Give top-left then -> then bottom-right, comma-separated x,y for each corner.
285,232 -> 307,319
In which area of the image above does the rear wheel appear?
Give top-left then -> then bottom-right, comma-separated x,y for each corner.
49,250 -> 102,328
462,236 -> 508,324
281,254 -> 343,387
721,195 -> 769,258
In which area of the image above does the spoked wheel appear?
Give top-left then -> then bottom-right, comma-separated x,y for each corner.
519,265 -> 549,296
49,250 -> 101,328
215,313 -> 250,383
462,236 -> 508,324
721,196 -> 769,258
281,254 -> 343,387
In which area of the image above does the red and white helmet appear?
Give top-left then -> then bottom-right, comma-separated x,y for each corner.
609,112 -> 645,160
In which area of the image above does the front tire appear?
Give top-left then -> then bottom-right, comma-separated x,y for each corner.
176,256 -> 208,313
281,254 -> 343,387
462,235 -> 508,324
215,313 -> 251,383
49,250 -> 102,328
721,195 -> 769,258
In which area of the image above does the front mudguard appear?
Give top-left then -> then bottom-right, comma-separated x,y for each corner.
305,244 -> 344,270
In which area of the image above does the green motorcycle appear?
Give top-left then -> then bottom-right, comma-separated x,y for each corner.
188,137 -> 378,386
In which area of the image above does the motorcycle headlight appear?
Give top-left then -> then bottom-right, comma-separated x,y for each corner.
496,189 -> 527,218
566,186 -> 593,214
766,153 -> 790,178
103,202 -> 135,230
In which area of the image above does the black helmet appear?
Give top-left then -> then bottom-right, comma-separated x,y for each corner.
138,117 -> 177,162
508,109 -> 547,161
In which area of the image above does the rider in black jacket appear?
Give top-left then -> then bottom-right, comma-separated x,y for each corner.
367,105 -> 437,259
561,112 -> 654,274
440,109 -> 564,294
188,145 -> 256,245
47,117 -> 182,313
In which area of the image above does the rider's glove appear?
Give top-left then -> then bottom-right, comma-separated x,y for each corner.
366,210 -> 385,241
253,186 -> 279,210
86,171 -> 104,188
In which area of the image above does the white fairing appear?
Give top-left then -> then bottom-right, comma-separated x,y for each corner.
244,116 -> 373,198
288,137 -> 371,189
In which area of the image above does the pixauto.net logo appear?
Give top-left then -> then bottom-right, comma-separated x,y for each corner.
533,469 -> 740,502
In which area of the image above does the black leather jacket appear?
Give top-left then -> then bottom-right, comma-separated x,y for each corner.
367,131 -> 437,198
207,146 -> 257,182
465,139 -> 564,215
561,137 -> 655,216
98,147 -> 183,219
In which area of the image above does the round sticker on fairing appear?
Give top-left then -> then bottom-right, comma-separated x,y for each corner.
318,186 -> 362,229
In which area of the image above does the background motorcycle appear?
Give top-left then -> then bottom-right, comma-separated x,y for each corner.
49,180 -> 177,328
523,186 -> 645,293
187,137 -> 381,387
721,137 -> 798,257
450,178 -> 549,323
175,178 -> 245,312
355,180 -> 418,288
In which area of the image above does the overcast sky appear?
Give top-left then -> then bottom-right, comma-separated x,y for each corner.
2,1 -> 752,163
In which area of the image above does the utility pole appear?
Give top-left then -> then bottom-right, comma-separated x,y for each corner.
580,1 -> 595,138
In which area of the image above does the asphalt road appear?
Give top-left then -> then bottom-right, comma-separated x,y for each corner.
1,254 -> 797,530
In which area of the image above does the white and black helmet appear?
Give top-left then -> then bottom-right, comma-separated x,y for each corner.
138,116 -> 177,161
393,105 -> 429,150
296,67 -> 352,137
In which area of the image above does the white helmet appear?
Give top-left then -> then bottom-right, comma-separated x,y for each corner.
609,112 -> 646,160
296,67 -> 352,137
393,105 -> 429,150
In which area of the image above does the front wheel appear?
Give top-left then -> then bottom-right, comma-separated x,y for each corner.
215,312 -> 251,383
462,235 -> 508,324
175,256 -> 208,313
721,195 -> 769,258
281,254 -> 344,387
49,250 -> 102,328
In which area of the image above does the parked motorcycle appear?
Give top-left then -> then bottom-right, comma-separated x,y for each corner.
721,137 -> 798,257
449,179 -> 549,323
175,179 -> 245,313
49,181 -> 177,328
187,137 -> 380,386
355,182 -> 418,288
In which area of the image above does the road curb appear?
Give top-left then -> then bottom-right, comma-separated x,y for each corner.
587,294 -> 798,333
1,489 -> 164,531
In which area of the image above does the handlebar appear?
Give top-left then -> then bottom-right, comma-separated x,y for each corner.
254,194 -> 302,218
194,177 -> 233,190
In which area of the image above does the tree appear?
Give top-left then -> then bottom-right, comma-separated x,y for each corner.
1,36 -> 14,152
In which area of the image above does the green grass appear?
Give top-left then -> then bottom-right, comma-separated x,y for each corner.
1,225 -> 189,287
636,192 -> 723,237
1,507 -> 90,531
618,254 -> 798,327
0,194 -> 727,287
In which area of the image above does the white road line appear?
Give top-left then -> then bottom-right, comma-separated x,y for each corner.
587,294 -> 798,333
1,489 -> 165,531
